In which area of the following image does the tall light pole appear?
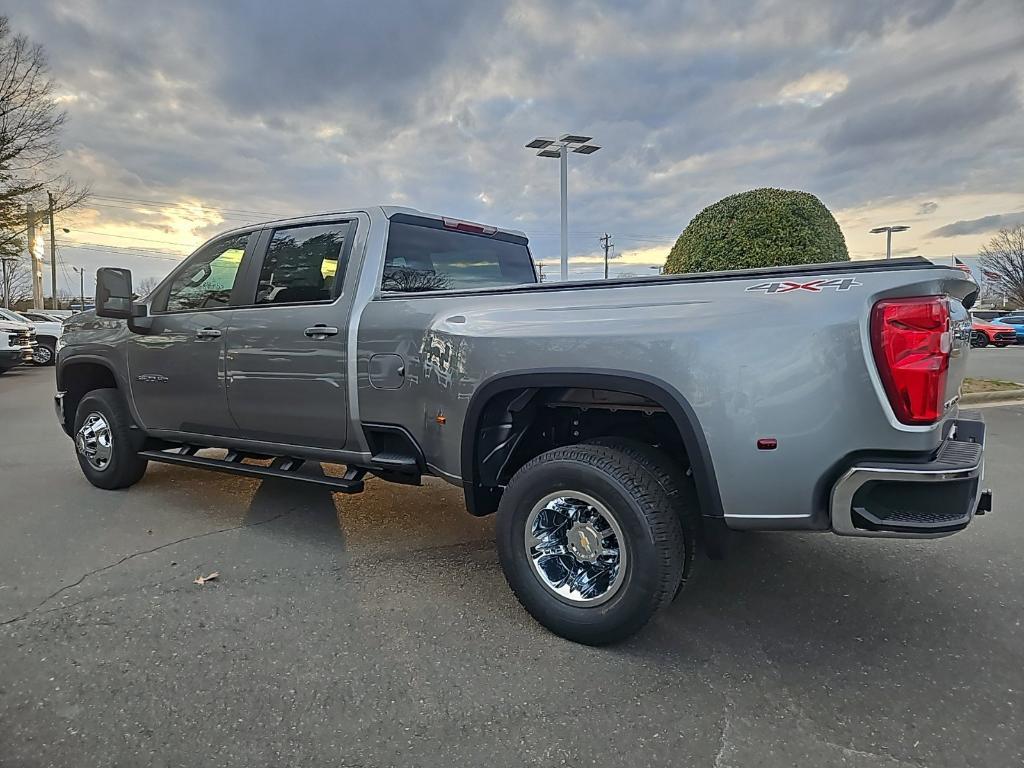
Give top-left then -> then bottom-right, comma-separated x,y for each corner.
71,266 -> 86,312
526,134 -> 601,281
870,225 -> 910,260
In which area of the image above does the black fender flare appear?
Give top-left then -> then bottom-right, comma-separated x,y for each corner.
460,369 -> 724,520
56,354 -> 142,433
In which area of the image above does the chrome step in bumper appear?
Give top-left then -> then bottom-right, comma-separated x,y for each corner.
831,414 -> 989,539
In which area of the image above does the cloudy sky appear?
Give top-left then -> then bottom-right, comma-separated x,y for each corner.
7,0 -> 1024,291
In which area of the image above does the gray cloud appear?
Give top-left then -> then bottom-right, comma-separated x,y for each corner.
917,201 -> 939,215
928,211 -> 1024,237
4,0 -> 1024,285
823,75 -> 1020,152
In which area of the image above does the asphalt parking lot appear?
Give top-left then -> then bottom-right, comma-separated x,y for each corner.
1,364 -> 1022,767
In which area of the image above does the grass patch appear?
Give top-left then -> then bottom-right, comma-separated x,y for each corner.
963,377 -> 1024,394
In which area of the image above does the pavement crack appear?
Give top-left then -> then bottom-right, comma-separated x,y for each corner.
712,700 -> 733,768
0,511 -> 290,628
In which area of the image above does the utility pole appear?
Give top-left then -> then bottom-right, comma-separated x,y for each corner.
48,191 -> 58,310
27,203 -> 44,309
600,233 -> 613,279
536,262 -> 546,283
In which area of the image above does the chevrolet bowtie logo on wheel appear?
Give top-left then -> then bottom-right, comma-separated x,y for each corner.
745,278 -> 862,293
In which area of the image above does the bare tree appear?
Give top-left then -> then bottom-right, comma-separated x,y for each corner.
381,266 -> 453,293
979,225 -> 1024,308
0,15 -> 87,249
0,234 -> 30,307
135,275 -> 160,297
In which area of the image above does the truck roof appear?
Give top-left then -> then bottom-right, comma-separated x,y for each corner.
215,206 -> 528,242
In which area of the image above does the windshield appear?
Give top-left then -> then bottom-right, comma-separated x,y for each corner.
0,308 -> 29,324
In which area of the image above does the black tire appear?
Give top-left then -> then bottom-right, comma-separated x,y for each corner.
32,339 -> 56,366
584,437 -> 701,589
73,388 -> 148,490
496,443 -> 686,645
972,332 -> 988,348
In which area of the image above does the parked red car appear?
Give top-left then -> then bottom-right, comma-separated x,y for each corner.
971,318 -> 1016,347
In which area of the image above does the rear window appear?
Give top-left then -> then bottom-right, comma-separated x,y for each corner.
382,220 -> 536,293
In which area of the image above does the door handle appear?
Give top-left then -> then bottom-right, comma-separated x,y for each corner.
195,328 -> 222,339
304,325 -> 339,338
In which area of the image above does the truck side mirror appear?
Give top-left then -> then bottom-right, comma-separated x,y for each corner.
95,267 -> 144,319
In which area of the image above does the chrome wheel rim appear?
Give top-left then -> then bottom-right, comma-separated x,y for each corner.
76,412 -> 113,471
34,345 -> 52,364
524,491 -> 628,606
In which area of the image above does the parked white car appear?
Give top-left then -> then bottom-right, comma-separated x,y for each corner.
15,310 -> 64,365
0,319 -> 35,373
40,309 -> 76,320
0,309 -> 57,366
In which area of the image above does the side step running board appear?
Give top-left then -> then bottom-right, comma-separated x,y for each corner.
139,448 -> 366,493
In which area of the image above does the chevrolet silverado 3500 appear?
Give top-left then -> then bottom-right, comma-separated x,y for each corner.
55,206 -> 991,643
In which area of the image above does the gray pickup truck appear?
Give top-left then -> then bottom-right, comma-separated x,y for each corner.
55,206 -> 991,644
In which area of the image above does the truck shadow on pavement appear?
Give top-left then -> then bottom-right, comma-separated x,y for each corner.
239,465 -> 348,552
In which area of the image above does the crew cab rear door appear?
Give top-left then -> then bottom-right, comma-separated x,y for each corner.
223,218 -> 357,449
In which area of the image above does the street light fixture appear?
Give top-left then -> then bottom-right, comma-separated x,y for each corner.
71,265 -> 86,313
869,225 -> 910,260
526,133 -> 601,281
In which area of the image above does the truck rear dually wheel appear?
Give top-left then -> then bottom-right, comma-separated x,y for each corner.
496,443 -> 686,645
73,388 -> 148,490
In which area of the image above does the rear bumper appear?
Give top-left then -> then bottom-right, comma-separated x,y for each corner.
830,414 -> 989,538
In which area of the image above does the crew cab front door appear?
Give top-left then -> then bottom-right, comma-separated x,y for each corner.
223,219 -> 354,449
127,231 -> 255,434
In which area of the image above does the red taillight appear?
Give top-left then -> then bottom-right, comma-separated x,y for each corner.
442,217 -> 496,236
871,297 -> 951,425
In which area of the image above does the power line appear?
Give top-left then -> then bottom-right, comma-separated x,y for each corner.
90,193 -> 283,219
55,242 -> 183,262
65,229 -> 197,247
89,192 -> 678,244
57,237 -> 186,255
85,201 -> 259,223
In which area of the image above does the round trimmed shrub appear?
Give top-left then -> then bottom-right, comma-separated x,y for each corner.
663,188 -> 849,274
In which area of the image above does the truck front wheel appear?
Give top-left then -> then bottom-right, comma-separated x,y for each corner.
496,443 -> 686,645
73,389 -> 148,490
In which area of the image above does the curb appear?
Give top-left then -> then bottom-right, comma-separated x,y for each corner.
961,389 -> 1024,405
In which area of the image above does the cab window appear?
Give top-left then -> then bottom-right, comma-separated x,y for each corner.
254,222 -> 351,305
382,219 -> 536,293
163,233 -> 248,312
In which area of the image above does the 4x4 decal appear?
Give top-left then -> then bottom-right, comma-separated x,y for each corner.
746,277 -> 862,294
